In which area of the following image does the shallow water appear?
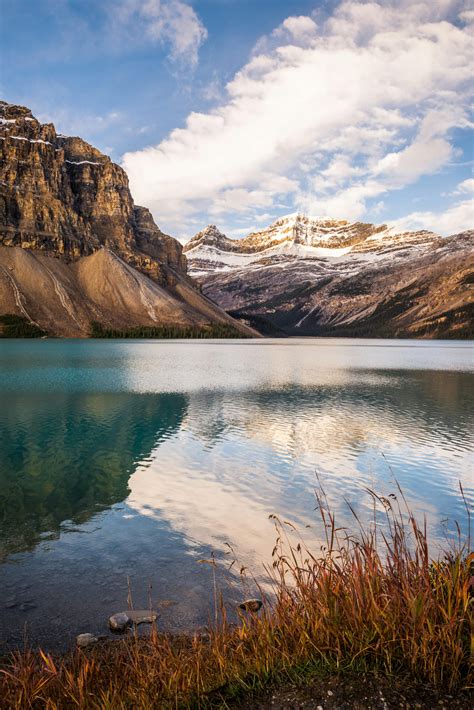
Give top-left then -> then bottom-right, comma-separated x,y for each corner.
0,339 -> 473,650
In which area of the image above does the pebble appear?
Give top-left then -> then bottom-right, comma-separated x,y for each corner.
76,633 -> 98,648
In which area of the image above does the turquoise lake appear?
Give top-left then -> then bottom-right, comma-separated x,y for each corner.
0,338 -> 473,650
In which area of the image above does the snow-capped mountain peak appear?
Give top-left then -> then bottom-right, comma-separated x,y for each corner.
183,214 -> 443,276
183,213 -> 473,339
186,224 -> 232,249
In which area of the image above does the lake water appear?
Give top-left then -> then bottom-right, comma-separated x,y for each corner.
0,339 -> 473,651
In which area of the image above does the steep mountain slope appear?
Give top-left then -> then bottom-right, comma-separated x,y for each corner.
0,101 -> 256,337
184,215 -> 473,338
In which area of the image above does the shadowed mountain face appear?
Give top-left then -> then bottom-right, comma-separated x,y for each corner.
0,102 -> 256,337
184,216 -> 474,338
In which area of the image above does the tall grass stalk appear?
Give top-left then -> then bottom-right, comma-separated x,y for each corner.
1,485 -> 472,708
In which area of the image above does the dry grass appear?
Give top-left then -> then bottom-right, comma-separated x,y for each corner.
1,484 -> 472,709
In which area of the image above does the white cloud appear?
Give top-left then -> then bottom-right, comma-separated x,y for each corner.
142,0 -> 207,65
201,73 -> 223,102
111,0 -> 207,66
273,15 -> 318,41
393,176 -> 473,235
459,9 -> 474,24
448,177 -> 474,196
253,14 -> 318,55
374,140 -> 452,185
32,0 -> 208,68
388,197 -> 473,236
208,188 -> 276,215
281,15 -> 317,34
122,0 -> 473,234
299,180 -> 386,221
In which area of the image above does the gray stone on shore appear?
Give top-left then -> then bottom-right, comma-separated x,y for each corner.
76,633 -> 98,648
108,612 -> 131,632
108,610 -> 158,631
239,599 -> 263,613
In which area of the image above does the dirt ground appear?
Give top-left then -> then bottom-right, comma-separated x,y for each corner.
230,673 -> 471,709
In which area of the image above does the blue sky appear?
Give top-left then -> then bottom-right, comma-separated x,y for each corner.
1,0 -> 473,239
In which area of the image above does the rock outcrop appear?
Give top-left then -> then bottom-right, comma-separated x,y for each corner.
184,215 -> 473,338
0,101 -> 256,337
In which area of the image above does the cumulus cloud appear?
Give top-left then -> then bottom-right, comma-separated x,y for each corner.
122,0 -> 473,234
278,15 -> 318,38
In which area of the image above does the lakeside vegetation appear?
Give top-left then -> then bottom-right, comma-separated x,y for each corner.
90,321 -> 248,339
0,314 -> 46,338
0,485 -> 471,708
0,316 -> 248,339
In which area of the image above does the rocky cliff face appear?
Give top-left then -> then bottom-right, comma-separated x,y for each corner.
0,101 -> 186,282
184,215 -> 473,338
0,101 -> 256,337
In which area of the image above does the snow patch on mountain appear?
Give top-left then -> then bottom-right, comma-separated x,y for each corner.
184,214 -> 444,277
183,215 -> 473,339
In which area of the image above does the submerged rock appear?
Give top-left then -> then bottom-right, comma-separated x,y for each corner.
239,599 -> 263,613
76,633 -> 98,648
108,612 -> 131,632
108,610 -> 158,631
126,609 -> 158,625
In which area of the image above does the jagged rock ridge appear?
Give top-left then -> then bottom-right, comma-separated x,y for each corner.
184,215 -> 473,338
0,102 -> 256,337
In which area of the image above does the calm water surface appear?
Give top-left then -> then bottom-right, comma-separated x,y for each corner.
0,339 -> 473,650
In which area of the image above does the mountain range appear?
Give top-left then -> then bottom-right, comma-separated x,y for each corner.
1,101 -> 472,339
184,216 -> 473,338
0,102 -> 256,338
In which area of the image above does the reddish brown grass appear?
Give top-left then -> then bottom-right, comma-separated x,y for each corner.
1,485 -> 472,708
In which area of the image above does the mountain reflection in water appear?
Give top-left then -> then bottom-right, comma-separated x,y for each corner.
0,393 -> 188,559
0,339 -> 472,651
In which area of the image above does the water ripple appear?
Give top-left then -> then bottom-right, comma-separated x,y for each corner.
0,340 -> 472,651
